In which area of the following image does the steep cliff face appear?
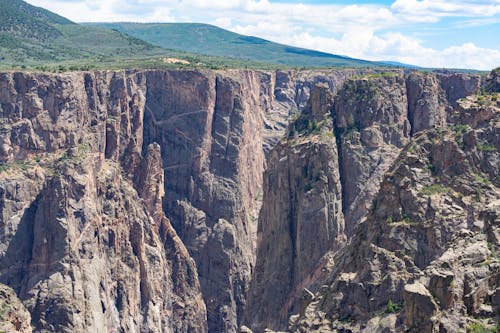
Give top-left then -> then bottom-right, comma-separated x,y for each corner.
335,73 -> 411,234
290,91 -> 499,332
0,68 -> 362,332
246,85 -> 346,331
245,70 -> 484,332
0,67 -> 491,333
0,71 -> 207,332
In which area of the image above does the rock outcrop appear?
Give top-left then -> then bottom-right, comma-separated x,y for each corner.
0,283 -> 32,333
246,85 -> 346,331
0,67 -> 493,333
288,83 -> 499,332
244,70 -> 489,332
0,71 -> 207,332
335,72 -> 411,234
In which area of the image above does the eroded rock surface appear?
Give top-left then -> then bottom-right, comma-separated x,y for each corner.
0,283 -> 32,333
0,69 -> 361,332
288,84 -> 499,332
246,85 -> 346,331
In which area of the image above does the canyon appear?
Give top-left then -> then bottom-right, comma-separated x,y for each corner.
0,68 -> 498,333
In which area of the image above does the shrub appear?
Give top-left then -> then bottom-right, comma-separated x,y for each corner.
385,300 -> 402,313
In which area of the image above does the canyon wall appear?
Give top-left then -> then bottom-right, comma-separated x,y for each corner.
244,70 -> 492,332
0,68 -> 495,333
0,68 -> 361,332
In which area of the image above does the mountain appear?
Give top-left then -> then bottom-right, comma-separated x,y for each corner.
0,0 -> 178,69
0,0 -> 73,40
90,22 -> 389,68
0,0 -> 397,70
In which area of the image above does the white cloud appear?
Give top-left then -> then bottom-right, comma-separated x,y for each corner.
24,0 -> 500,69
392,0 -> 500,20
276,30 -> 500,70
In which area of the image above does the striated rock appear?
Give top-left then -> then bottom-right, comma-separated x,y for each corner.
485,68 -> 500,93
245,85 -> 345,331
335,72 -> 410,234
0,68 -> 362,332
0,67 -> 492,333
406,72 -> 447,134
0,70 -> 208,332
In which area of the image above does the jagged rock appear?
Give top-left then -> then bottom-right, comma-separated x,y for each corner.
0,69 -> 365,332
335,72 -> 411,235
406,72 -> 447,134
286,82 -> 499,333
485,67 -> 500,93
403,283 -> 438,332
0,68 -> 493,333
0,283 -> 32,333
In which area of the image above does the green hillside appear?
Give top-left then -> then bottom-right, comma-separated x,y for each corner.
90,22 -> 385,68
0,0 -> 389,70
0,0 -> 73,40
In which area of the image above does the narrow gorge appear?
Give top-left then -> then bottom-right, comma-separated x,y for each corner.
0,68 -> 498,333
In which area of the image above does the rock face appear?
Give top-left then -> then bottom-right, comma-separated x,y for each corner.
246,85 -> 346,331
141,69 -> 361,332
246,68 -> 498,332
0,67 -> 494,333
335,73 -> 411,234
287,80 -> 499,332
0,71 -> 207,332
0,283 -> 32,333
0,69 -> 362,332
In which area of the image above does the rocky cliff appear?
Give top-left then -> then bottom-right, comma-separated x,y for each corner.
0,67 -> 495,333
0,71 -> 207,332
246,85 -> 346,331
0,68 -> 362,332
289,88 -> 499,332
244,70 -> 494,332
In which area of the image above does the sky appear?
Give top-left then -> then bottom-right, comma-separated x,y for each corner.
25,0 -> 500,70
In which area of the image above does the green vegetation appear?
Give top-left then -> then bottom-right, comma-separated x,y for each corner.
451,124 -> 471,137
473,173 -> 491,185
384,300 -> 402,313
90,22 -> 389,68
351,71 -> 401,80
0,0 -> 287,70
386,215 -> 418,226
420,184 -> 450,195
0,159 -> 30,173
0,301 -> 8,318
467,322 -> 498,333
478,143 -> 497,152
0,0 -> 396,70
487,242 -> 499,263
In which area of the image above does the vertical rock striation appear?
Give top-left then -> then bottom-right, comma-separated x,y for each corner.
246,85 -> 346,331
0,68 -> 361,332
0,71 -> 207,332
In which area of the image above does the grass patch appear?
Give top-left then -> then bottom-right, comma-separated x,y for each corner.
0,159 -> 30,174
467,322 -> 498,333
478,143 -> 497,152
420,184 -> 449,195
473,173 -> 491,185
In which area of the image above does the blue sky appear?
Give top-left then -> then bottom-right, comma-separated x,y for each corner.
26,0 -> 500,70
